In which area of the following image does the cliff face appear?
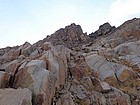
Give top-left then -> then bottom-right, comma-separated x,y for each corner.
0,18 -> 140,105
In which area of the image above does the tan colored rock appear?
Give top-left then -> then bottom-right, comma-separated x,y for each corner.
5,59 -> 23,75
118,69 -> 134,82
14,60 -> 55,105
42,42 -> 52,51
0,88 -> 32,105
16,42 -> 33,57
40,45 -> 70,90
2,48 -> 20,62
104,76 -> 119,88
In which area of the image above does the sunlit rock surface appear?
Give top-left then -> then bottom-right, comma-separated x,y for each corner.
0,18 -> 140,105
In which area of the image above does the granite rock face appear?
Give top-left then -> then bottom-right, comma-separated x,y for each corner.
0,18 -> 140,105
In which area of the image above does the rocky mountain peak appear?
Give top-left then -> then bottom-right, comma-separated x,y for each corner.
45,23 -> 88,48
89,22 -> 116,38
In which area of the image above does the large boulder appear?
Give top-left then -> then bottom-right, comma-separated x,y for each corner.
40,45 -> 70,90
85,54 -> 114,80
12,44 -> 70,105
13,60 -> 55,105
113,40 -> 140,56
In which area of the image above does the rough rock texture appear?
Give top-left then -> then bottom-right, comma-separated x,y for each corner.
0,18 -> 140,105
89,22 -> 116,38
44,23 -> 89,49
0,88 -> 32,105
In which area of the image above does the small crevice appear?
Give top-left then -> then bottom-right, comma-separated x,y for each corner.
19,49 -> 22,56
8,64 -> 22,88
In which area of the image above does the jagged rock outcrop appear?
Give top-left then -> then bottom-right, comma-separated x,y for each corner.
106,18 -> 140,48
0,43 -> 70,105
0,18 -> 140,105
45,23 -> 89,49
89,22 -> 116,38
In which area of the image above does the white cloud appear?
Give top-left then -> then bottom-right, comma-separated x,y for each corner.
107,0 -> 140,26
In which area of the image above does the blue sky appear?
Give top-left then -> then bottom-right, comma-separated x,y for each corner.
0,0 -> 140,48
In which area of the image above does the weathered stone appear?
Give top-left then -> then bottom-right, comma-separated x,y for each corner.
40,45 -> 70,90
104,87 -> 131,105
22,46 -> 33,57
14,60 -> 55,105
104,76 -> 119,88
0,18 -> 140,105
42,42 -> 52,51
114,40 -> 140,56
4,59 -> 23,75
0,71 -> 10,88
81,77 -> 94,90
89,22 -> 116,38
118,69 -> 134,82
45,23 -> 89,48
55,92 -> 75,105
85,54 -> 115,80
100,82 -> 111,92
70,57 -> 90,81
91,91 -> 106,105
2,49 -> 20,62
0,88 -> 32,105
